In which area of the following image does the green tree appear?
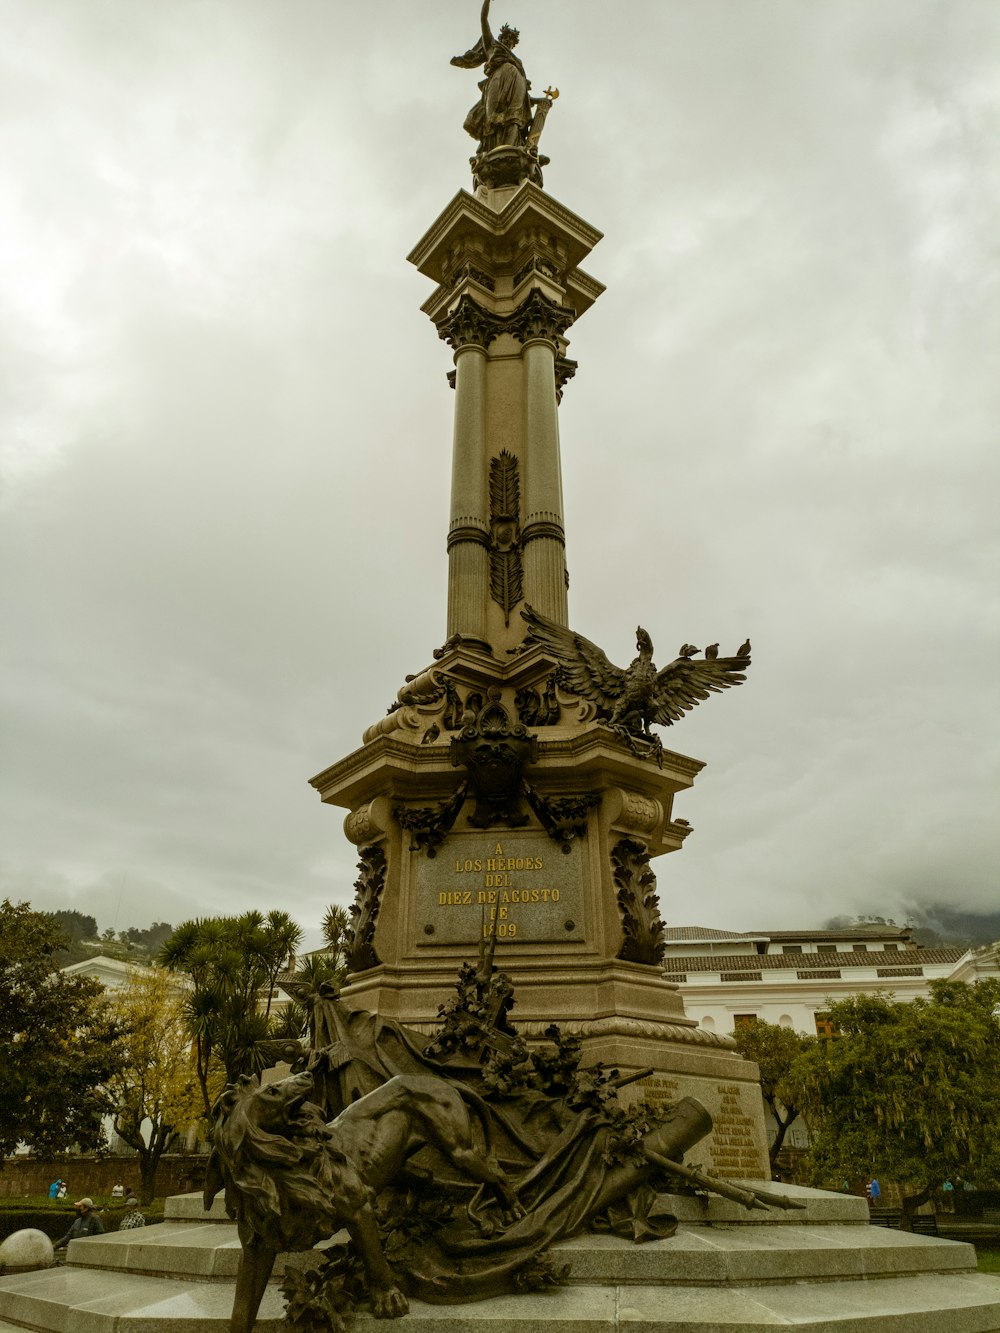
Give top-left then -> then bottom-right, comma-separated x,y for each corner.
732,1019 -> 815,1166
159,911 -> 303,1116
0,899 -> 121,1159
798,980 -> 1000,1223
105,968 -> 204,1203
47,909 -> 98,942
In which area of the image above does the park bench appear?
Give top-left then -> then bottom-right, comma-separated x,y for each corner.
868,1209 -> 903,1228
982,1208 -> 1000,1227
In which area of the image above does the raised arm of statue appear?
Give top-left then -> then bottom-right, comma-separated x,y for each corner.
480,0 -> 494,50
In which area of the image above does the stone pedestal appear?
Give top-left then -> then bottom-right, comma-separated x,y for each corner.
310,640 -> 769,1179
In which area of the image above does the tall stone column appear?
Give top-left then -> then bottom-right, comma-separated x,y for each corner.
521,336 -> 568,625
446,344 -> 489,642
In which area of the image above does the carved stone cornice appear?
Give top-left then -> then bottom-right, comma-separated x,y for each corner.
513,1016 -> 738,1050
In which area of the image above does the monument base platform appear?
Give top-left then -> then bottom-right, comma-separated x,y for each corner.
3,1189 -> 1000,1332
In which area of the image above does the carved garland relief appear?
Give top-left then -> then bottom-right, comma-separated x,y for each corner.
488,451 -> 524,624
611,836 -> 667,967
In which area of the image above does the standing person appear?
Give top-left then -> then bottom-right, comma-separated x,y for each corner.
56,1182 -> 67,1199
53,1198 -> 105,1252
110,1182 -> 125,1199
47,1178 -> 62,1200
941,1179 -> 955,1212
867,1177 -> 881,1205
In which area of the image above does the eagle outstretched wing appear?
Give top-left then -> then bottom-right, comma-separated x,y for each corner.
651,651 -> 750,727
521,604 -> 626,712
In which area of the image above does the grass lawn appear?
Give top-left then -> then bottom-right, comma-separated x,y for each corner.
978,1249 -> 1000,1274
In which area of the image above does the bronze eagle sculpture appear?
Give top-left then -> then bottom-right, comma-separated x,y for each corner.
521,605 -> 751,747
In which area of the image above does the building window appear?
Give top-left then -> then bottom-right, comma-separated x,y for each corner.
722,972 -> 762,983
782,945 -> 802,954
882,943 -> 898,951
817,945 -> 838,955
733,1013 -> 758,1029
814,1012 -> 839,1039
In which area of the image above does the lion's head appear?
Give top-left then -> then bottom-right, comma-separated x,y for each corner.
205,1071 -> 366,1253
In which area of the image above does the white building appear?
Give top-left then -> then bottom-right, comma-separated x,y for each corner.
662,924 -> 1000,1153
663,924 -> 999,1041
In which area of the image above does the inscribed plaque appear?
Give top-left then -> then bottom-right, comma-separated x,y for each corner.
413,831 -> 584,945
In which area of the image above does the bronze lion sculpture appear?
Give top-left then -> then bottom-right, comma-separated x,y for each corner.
205,1069 -> 522,1332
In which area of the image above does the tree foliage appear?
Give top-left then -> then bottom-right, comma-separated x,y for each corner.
732,1019 -> 816,1165
118,921 -> 175,953
159,911 -> 303,1115
104,967 -> 205,1203
47,909 -> 98,943
798,980 -> 1000,1204
0,899 -> 121,1160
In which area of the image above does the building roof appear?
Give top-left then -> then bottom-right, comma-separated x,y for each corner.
664,927 -> 765,942
665,925 -> 914,943
663,947 -> 967,975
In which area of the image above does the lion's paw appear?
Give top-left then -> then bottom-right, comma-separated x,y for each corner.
372,1285 -> 409,1319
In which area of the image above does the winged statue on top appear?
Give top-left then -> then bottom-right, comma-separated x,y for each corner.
521,605 -> 751,759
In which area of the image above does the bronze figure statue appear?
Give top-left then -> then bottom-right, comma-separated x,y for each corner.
521,604 -> 751,756
209,946 -> 799,1330
452,1 -> 557,189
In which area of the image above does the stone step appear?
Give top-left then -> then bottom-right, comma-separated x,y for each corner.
2,1266 -> 1000,1332
160,1183 -> 872,1229
59,1220 -> 978,1288
550,1225 -> 979,1285
0,1266 -> 286,1331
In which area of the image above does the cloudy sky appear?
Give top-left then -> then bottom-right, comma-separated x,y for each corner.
2,0 -> 998,950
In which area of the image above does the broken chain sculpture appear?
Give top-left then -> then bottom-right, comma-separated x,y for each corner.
521,604 -> 751,764
207,939 -> 804,1331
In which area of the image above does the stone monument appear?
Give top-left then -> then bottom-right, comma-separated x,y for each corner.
5,10 -> 1000,1332
308,0 -> 770,1182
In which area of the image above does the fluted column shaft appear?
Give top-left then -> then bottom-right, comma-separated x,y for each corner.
522,337 -> 568,625
446,345 -> 489,641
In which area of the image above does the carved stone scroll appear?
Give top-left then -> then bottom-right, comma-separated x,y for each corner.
611,837 -> 667,966
347,845 -> 386,973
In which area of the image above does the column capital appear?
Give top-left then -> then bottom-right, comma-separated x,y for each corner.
436,288 -> 577,355
436,294 -> 504,351
507,288 -> 576,348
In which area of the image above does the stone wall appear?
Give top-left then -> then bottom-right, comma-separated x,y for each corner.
0,1155 -> 207,1200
